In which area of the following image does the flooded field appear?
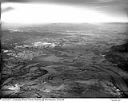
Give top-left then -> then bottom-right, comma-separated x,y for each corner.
1,23 -> 128,98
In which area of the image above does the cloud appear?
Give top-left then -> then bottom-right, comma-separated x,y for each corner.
2,0 -> 128,16
3,0 -> 128,8
2,0 -> 124,3
2,3 -> 127,24
2,7 -> 14,13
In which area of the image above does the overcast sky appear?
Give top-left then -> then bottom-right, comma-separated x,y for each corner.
1,0 -> 128,24
2,0 -> 128,16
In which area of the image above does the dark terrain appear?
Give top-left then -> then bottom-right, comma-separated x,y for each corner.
1,23 -> 128,98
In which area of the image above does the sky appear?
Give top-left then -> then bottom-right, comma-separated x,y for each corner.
1,0 -> 128,24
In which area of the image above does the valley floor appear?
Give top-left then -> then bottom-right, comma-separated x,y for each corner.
1,23 -> 128,98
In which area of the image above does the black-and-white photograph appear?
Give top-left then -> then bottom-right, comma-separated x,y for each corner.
1,0 -> 128,98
